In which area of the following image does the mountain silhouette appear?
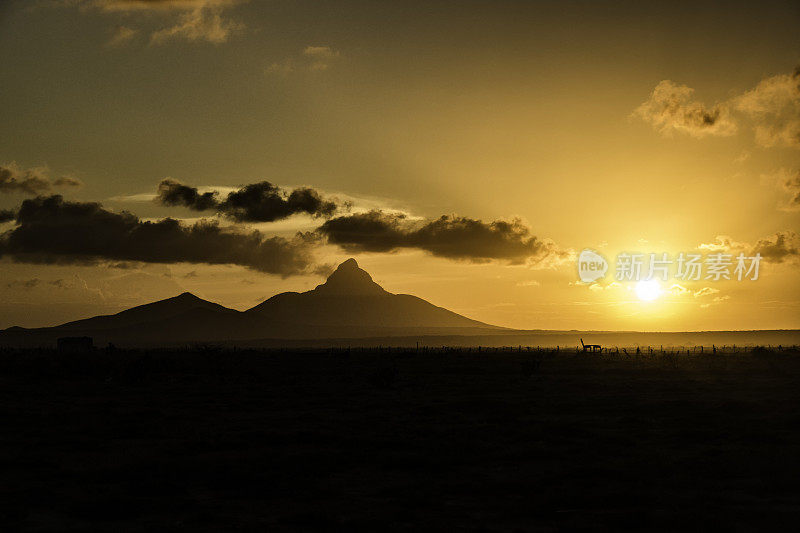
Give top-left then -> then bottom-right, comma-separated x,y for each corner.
246,258 -> 489,329
0,259 -> 501,347
57,292 -> 238,331
310,258 -> 388,296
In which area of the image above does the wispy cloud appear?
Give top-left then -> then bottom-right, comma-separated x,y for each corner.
693,287 -> 719,298
633,80 -> 737,138
89,0 -> 240,12
700,295 -> 730,308
733,67 -> 800,149
70,0 -> 247,46
667,284 -> 690,296
149,4 -> 243,45
266,45 -> 341,75
106,25 -> 138,46
635,67 -> 800,148
302,46 -> 340,71
698,231 -> 800,264
0,163 -> 83,196
762,168 -> 800,211
698,235 -> 748,253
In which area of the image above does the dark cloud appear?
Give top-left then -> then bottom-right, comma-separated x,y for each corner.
318,210 -> 564,265
222,182 -> 337,222
0,210 -> 15,223
155,179 -> 339,222
6,188 -> 566,271
752,231 -> 800,263
0,195 -> 315,276
156,179 -> 219,211
0,164 -> 83,196
318,211 -> 407,252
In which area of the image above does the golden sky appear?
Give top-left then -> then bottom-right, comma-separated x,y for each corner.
0,0 -> 798,330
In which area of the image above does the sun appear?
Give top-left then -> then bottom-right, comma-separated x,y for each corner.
635,280 -> 662,302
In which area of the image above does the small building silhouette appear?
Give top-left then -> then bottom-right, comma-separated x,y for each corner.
57,336 -> 94,354
580,338 -> 601,353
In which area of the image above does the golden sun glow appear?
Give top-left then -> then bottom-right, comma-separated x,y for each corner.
635,280 -> 662,302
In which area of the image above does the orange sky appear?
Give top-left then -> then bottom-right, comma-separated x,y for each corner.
0,0 -> 798,330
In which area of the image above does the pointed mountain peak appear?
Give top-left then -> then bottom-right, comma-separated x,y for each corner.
174,291 -> 202,301
338,258 -> 360,270
313,258 -> 388,296
140,291 -> 220,310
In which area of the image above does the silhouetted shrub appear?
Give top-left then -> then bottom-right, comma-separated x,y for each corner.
751,346 -> 776,357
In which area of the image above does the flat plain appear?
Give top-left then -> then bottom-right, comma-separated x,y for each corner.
2,347 -> 799,531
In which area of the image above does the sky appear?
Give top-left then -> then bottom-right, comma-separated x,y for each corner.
0,0 -> 798,330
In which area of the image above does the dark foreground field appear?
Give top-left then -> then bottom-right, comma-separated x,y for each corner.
2,347 -> 800,532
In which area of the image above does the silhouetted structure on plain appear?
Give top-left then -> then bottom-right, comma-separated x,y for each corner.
581,338 -> 601,353
57,336 -> 93,354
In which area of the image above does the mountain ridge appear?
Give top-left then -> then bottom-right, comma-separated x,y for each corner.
0,259 -> 500,346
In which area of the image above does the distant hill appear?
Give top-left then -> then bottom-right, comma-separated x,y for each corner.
57,292 -> 238,331
0,258 -> 501,347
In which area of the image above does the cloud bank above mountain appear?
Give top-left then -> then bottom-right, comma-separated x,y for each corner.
0,195 -> 315,276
